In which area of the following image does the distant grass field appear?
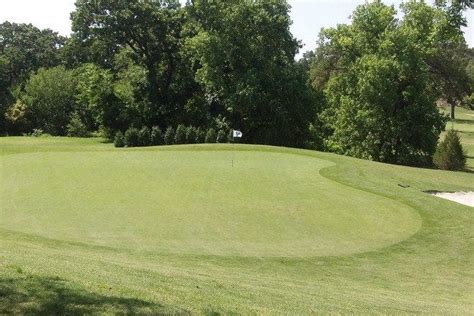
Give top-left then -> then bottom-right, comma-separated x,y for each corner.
1,137 -> 473,314
441,106 -> 474,170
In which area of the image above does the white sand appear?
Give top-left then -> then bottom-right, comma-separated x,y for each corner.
431,192 -> 474,207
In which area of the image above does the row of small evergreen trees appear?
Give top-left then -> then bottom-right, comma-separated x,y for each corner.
114,125 -> 467,171
114,125 -> 233,148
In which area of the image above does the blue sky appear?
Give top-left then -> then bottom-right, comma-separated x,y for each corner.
0,0 -> 472,59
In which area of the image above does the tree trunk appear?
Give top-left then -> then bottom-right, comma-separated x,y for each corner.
448,98 -> 456,120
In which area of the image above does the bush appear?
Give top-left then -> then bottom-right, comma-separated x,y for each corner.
151,126 -> 163,146
186,126 -> 197,144
32,128 -> 43,137
23,66 -> 77,136
124,127 -> 140,147
138,126 -> 151,146
205,128 -> 217,143
67,112 -> 89,137
164,126 -> 175,145
114,131 -> 125,148
98,126 -> 115,141
227,130 -> 234,143
216,129 -> 227,143
433,130 -> 466,171
175,124 -> 187,144
195,127 -> 206,143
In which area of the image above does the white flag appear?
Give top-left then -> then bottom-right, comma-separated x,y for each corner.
233,130 -> 243,138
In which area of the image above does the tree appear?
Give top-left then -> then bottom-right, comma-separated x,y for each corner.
23,66 -> 77,135
151,126 -> 164,146
75,63 -> 117,132
405,1 -> 472,119
112,49 -> 149,129
433,129 -> 466,170
138,126 -> 151,146
466,48 -> 474,108
124,127 -> 140,147
316,1 -> 447,166
186,0 -> 316,147
310,1 -> 472,121
0,56 -> 12,134
205,128 -> 216,143
71,0 -> 191,127
216,129 -> 227,143
164,126 -> 175,145
67,112 -> 89,137
185,126 -> 197,144
0,22 -> 65,86
114,131 -> 125,148
174,124 -> 187,144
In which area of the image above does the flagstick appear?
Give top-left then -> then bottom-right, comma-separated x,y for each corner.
232,136 -> 234,168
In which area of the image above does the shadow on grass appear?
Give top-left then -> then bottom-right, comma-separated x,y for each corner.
452,118 -> 474,125
0,275 -> 188,315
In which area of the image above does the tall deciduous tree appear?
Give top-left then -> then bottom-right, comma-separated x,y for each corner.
414,0 -> 473,119
71,0 -> 191,127
315,1 -> 447,166
186,0 -> 315,147
0,22 -> 65,86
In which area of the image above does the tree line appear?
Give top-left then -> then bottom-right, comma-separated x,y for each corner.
0,0 -> 473,167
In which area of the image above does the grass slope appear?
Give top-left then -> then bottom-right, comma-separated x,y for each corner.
1,137 -> 473,314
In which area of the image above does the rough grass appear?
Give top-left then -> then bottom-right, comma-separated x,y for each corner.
1,137 -> 473,314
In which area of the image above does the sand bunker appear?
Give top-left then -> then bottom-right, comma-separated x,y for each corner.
430,191 -> 474,207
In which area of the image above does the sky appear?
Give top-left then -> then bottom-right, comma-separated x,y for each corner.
0,0 -> 473,59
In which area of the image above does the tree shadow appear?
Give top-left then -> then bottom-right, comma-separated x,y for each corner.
0,275 -> 188,315
453,118 -> 474,125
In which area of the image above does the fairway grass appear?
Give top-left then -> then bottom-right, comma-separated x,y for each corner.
1,137 -> 473,314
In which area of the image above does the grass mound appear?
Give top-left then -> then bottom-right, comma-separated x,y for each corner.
1,137 -> 473,314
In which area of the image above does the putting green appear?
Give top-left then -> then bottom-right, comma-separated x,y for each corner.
1,149 -> 421,257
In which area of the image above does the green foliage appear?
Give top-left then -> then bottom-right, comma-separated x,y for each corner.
227,130 -> 234,143
195,127 -> 206,144
185,126 -> 197,144
216,129 -> 227,143
5,99 -> 29,134
433,129 -> 466,170
138,127 -> 151,147
31,129 -> 44,137
67,112 -> 89,138
205,128 -> 217,143
0,22 -> 65,86
174,124 -> 187,144
164,126 -> 175,145
314,1 -> 447,166
124,128 -> 140,147
112,49 -> 149,127
114,131 -> 125,148
23,66 -> 77,136
75,63 -> 116,132
0,56 -> 12,134
72,0 -> 192,128
186,1 -> 315,147
151,126 -> 164,146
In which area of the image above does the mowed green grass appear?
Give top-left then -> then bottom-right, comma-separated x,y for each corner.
1,137 -> 473,314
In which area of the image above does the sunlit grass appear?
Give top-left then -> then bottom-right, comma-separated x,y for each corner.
1,137 -> 473,313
